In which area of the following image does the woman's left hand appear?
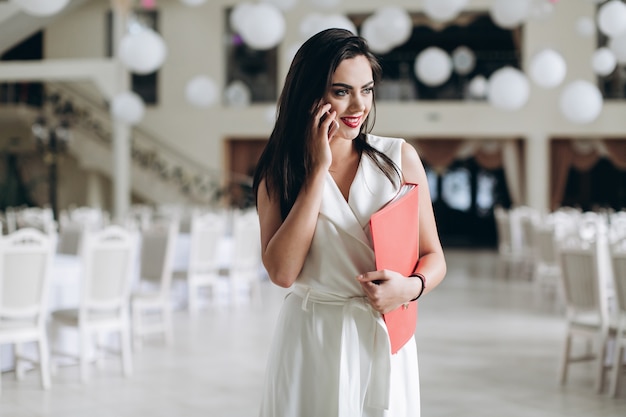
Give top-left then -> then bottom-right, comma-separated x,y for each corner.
357,270 -> 417,314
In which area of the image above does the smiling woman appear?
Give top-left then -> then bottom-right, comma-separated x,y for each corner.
253,28 -> 447,417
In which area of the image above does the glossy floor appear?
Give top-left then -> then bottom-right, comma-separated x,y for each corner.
1,249 -> 625,416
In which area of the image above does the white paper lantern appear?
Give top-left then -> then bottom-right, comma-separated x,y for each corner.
225,81 -> 252,107
591,47 -> 617,76
559,80 -> 603,124
423,0 -> 469,22
490,0 -> 532,29
238,3 -> 286,50
575,16 -> 595,38
230,2 -> 255,33
529,49 -> 566,89
185,76 -> 219,108
180,0 -> 207,6
118,28 -> 167,75
597,0 -> 626,38
360,16 -> 396,54
609,31 -> 626,64
10,0 -> 70,16
487,67 -> 530,111
452,46 -> 476,76
111,91 -> 145,126
373,6 -> 412,48
468,75 -> 488,98
414,47 -> 453,87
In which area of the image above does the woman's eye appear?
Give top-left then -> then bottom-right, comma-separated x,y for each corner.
333,89 -> 348,96
363,87 -> 374,94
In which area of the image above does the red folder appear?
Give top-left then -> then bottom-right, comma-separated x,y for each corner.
369,183 -> 419,354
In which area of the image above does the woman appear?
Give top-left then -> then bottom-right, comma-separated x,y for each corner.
254,28 -> 446,416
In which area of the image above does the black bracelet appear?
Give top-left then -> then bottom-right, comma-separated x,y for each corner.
409,273 -> 426,301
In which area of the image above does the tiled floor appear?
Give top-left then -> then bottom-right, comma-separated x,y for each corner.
1,248 -> 625,416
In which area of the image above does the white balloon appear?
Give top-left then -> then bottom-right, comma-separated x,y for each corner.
180,0 -> 207,6
414,47 -> 453,87
609,31 -> 626,64
238,3 -> 286,50
575,16 -> 595,38
225,80 -> 252,107
10,0 -> 70,16
529,49 -> 567,89
230,2 -> 255,33
468,75 -> 488,98
559,80 -> 603,124
490,0 -> 532,29
118,28 -> 167,75
452,46 -> 476,76
487,67 -> 530,111
423,0 -> 469,22
185,76 -> 219,108
597,0 -> 626,38
111,91 -> 145,126
591,47 -> 617,76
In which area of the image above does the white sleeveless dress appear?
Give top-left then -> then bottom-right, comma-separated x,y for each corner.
259,135 -> 420,417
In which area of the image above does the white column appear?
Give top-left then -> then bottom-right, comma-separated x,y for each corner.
525,132 -> 550,214
85,171 -> 105,210
111,7 -> 131,219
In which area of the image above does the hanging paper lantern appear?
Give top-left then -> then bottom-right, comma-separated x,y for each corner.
10,0 -> 70,16
609,32 -> 626,64
262,0 -> 298,11
373,6 -> 412,48
487,67 -> 530,111
423,0 -> 469,23
468,75 -> 488,99
575,16 -> 595,38
118,28 -> 167,75
529,49 -> 566,89
360,15 -> 396,54
597,0 -> 626,38
300,13 -> 356,41
185,76 -> 219,108
224,81 -> 252,107
591,47 -> 617,76
414,47 -> 453,87
451,46 -> 476,76
180,0 -> 207,6
559,80 -> 603,124
490,0 -> 532,29
111,91 -> 145,126
237,3 -> 285,50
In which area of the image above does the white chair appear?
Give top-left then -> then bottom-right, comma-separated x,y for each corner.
0,228 -> 54,393
131,219 -> 178,349
531,222 -> 563,306
228,209 -> 263,306
609,239 -> 626,397
557,236 -> 616,393
187,210 -> 228,313
494,206 -> 524,279
50,225 -> 135,382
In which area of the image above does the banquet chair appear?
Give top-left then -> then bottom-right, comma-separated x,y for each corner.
228,209 -> 263,306
50,225 -> 135,382
187,210 -> 228,314
131,219 -> 178,350
0,228 -> 54,393
557,236 -> 616,393
494,206 -> 524,279
609,239 -> 626,397
531,223 -> 563,307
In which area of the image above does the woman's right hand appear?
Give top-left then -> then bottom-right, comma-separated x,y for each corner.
311,103 -> 338,171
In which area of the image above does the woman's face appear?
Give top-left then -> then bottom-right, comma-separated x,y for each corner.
323,55 -> 374,141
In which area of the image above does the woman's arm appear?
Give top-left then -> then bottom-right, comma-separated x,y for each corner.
358,141 -> 446,312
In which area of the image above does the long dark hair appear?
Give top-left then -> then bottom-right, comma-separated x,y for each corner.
253,28 -> 400,219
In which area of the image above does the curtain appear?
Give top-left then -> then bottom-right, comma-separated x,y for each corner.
603,140 -> 626,170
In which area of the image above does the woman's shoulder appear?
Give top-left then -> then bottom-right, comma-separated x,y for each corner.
365,134 -> 406,152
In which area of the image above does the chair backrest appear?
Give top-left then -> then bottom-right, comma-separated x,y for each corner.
0,228 -> 54,325
494,206 -> 515,254
188,211 -> 227,273
80,225 -> 136,312
558,237 -> 605,322
610,239 -> 626,318
534,223 -> 559,266
231,209 -> 261,271
139,219 -> 178,294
